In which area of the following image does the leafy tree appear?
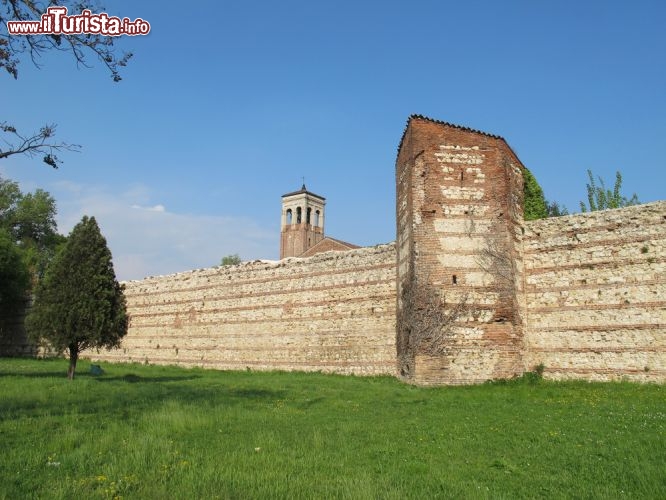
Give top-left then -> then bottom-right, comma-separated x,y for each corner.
26,216 -> 127,379
545,200 -> 569,218
523,168 -> 548,221
1,0 -> 132,166
0,175 -> 21,222
579,170 -> 640,212
523,168 -> 570,219
0,175 -> 63,279
0,228 -> 30,320
221,254 -> 242,266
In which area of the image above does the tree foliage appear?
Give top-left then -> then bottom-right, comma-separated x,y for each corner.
522,168 -> 548,221
0,228 -> 30,319
523,168 -> 570,219
545,200 -> 568,218
26,216 -> 127,379
0,176 -> 61,342
579,169 -> 640,212
220,254 -> 242,266
0,0 -> 132,166
0,175 -> 63,279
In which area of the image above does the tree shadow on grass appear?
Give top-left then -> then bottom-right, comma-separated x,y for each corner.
95,374 -> 202,384
0,371 -> 70,379
0,370 -> 290,423
0,372 -> 202,384
96,375 -> 288,402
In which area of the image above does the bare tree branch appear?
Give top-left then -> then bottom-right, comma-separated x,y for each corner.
0,122 -> 80,168
0,0 -> 132,166
0,0 -> 133,81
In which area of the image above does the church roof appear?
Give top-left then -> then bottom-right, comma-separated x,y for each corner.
298,237 -> 360,258
281,184 -> 326,200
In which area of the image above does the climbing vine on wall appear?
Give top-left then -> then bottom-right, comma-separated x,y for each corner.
397,273 -> 470,377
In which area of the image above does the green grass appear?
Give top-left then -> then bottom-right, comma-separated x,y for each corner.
0,358 -> 664,499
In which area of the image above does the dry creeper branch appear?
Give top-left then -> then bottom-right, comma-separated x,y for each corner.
397,276 -> 471,376
476,220 -> 517,322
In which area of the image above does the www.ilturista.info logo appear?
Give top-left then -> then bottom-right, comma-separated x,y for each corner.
6,6 -> 150,36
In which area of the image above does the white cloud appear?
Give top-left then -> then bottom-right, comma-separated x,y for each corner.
131,204 -> 166,212
51,183 -> 276,281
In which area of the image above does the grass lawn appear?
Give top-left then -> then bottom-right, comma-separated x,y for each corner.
0,358 -> 664,499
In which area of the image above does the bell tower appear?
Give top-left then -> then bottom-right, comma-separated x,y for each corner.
280,184 -> 326,259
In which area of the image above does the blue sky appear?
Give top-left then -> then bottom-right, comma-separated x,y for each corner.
2,0 -> 664,280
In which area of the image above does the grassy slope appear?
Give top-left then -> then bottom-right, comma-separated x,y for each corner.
0,358 -> 664,499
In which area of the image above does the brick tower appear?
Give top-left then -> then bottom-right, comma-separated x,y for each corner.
396,115 -> 526,384
280,184 -> 326,259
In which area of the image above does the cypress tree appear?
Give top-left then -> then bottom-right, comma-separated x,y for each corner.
26,216 -> 127,379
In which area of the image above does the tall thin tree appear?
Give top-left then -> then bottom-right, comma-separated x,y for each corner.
580,170 -> 640,212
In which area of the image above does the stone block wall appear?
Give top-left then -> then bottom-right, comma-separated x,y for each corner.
85,244 -> 397,375
522,201 -> 666,382
3,114 -> 664,386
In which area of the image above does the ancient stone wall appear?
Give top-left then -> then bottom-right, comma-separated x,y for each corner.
522,201 -> 666,382
85,244 -> 397,375
395,115 -> 665,385
3,114 -> 664,386
396,116 -> 525,385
